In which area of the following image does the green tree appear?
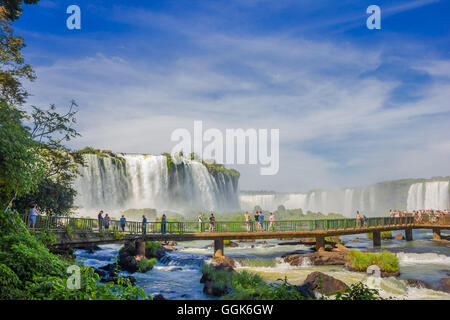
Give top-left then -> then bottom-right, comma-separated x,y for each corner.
0,100 -> 45,209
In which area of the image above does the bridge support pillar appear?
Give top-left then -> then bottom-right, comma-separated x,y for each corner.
372,231 -> 381,247
214,240 -> 224,258
315,236 -> 325,251
433,228 -> 441,240
405,228 -> 413,241
135,240 -> 146,258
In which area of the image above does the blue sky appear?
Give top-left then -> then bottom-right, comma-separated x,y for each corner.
16,0 -> 450,192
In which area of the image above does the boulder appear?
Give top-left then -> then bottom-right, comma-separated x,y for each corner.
211,256 -> 236,272
406,279 -> 432,289
296,272 -> 349,296
283,250 -> 347,266
153,294 -> 167,300
332,244 -> 351,253
118,252 -> 138,273
225,241 -> 239,247
438,278 -> 450,293
78,244 -> 102,253
394,233 -> 404,240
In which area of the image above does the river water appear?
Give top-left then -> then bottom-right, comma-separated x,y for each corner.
74,229 -> 450,300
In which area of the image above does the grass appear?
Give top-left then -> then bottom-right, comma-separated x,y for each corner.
346,250 -> 399,273
366,231 -> 392,240
137,258 -> 157,273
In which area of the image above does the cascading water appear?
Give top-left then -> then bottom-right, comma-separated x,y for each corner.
240,179 -> 450,217
73,153 -> 240,216
407,181 -> 450,211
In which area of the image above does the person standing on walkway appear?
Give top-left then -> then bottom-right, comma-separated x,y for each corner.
104,214 -> 110,231
356,211 -> 361,228
29,204 -> 40,230
120,215 -> 126,232
269,212 -> 275,231
245,211 -> 251,232
209,213 -> 215,232
142,215 -> 147,235
363,215 -> 368,227
198,212 -> 203,232
161,214 -> 167,234
258,211 -> 264,231
98,210 -> 104,231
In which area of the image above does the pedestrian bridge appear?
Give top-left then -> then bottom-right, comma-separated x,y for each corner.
22,215 -> 450,257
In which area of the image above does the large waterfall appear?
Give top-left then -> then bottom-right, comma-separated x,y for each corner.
73,154 -> 240,216
406,181 -> 450,211
240,178 -> 450,217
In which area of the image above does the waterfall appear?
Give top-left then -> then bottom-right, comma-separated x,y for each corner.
73,154 -> 240,216
407,181 -> 449,211
240,179 -> 450,217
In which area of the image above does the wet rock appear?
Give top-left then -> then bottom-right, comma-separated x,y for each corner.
296,272 -> 349,296
211,256 -> 236,272
226,241 -> 239,247
406,279 -> 432,289
394,233 -> 404,240
283,250 -> 347,266
153,294 -> 167,300
118,253 -> 138,273
161,241 -> 177,246
163,245 -> 177,251
332,244 -> 351,253
203,279 -> 230,297
438,278 -> 450,293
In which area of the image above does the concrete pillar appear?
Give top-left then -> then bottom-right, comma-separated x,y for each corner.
214,239 -> 224,258
315,236 -> 325,251
372,231 -> 381,247
135,240 -> 146,258
405,228 -> 413,241
433,228 -> 441,240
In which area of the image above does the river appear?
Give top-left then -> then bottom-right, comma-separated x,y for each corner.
74,229 -> 450,300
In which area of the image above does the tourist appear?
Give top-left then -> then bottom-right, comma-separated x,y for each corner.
198,212 -> 203,232
269,212 -> 274,231
356,211 -> 361,228
245,211 -> 251,232
161,214 -> 167,234
254,211 -> 259,224
98,210 -> 104,231
120,215 -> 126,232
258,211 -> 264,231
142,215 -> 147,234
104,214 -> 110,231
209,213 -> 215,232
363,215 -> 368,227
29,204 -> 40,230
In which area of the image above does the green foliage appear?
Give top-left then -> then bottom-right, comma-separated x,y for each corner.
137,258 -> 157,273
366,231 -> 392,240
0,100 -> 45,207
255,277 -> 305,300
202,160 -> 240,178
24,266 -> 151,300
334,282 -> 385,300
0,263 -> 21,299
145,241 -> 162,258
1,1 -> 40,22
346,250 -> 399,273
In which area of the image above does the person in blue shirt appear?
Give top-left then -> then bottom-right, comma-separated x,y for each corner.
161,214 -> 167,234
29,204 -> 40,229
258,211 -> 264,231
209,213 -> 215,232
142,215 -> 147,235
120,215 -> 126,232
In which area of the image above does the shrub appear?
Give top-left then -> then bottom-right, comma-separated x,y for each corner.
346,250 -> 399,273
137,258 -> 157,273
335,282 -> 385,300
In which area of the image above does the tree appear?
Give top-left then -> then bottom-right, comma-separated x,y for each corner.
0,100 -> 45,208
0,7 -> 36,105
0,1 -> 40,22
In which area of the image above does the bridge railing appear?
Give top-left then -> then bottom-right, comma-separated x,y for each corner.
20,214 -> 418,235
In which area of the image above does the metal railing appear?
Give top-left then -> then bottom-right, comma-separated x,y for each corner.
19,214 -> 433,236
